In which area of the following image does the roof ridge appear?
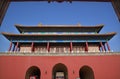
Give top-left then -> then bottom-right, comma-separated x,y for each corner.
15,24 -> 104,27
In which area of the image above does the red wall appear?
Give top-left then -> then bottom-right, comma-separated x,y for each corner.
0,55 -> 120,79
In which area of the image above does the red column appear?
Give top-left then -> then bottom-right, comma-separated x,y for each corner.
85,42 -> 88,52
31,42 -> 34,52
47,42 -> 50,52
8,42 -> 12,52
70,42 -> 73,53
99,45 -> 101,51
106,42 -> 111,51
12,44 -> 15,52
104,44 -> 106,52
15,42 -> 19,52
100,42 -> 104,51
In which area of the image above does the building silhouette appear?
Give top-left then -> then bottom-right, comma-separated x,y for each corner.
0,24 -> 120,79
2,24 -> 116,53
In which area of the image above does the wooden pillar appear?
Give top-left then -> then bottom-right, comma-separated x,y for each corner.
12,44 -> 15,52
31,42 -> 34,52
85,42 -> 88,52
99,45 -> 101,52
100,42 -> 104,51
47,42 -> 50,52
104,44 -> 106,52
106,42 -> 111,51
15,42 -> 19,52
8,42 -> 12,51
70,42 -> 73,53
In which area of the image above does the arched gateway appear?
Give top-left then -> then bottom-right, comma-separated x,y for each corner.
79,66 -> 94,79
52,63 -> 68,79
25,66 -> 41,79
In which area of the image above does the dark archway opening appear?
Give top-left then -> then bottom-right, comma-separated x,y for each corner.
25,66 -> 41,79
79,66 -> 94,79
52,63 -> 68,79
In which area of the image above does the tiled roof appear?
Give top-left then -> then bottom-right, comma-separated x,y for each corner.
2,32 -> 116,43
15,24 -> 104,33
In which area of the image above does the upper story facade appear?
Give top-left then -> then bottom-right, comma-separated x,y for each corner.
2,24 -> 116,53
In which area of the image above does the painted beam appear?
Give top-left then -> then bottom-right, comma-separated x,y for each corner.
11,40 -> 107,43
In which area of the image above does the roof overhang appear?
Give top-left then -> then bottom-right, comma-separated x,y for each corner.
2,32 -> 116,43
15,24 -> 104,33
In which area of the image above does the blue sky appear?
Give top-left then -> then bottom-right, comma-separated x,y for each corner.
0,2 -> 120,52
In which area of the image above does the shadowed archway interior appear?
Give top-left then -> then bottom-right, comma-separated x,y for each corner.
79,66 -> 94,79
52,63 -> 68,79
25,66 -> 41,79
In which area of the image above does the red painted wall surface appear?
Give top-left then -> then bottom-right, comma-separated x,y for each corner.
0,55 -> 120,79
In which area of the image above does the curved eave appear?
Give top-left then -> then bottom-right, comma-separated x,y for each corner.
15,24 -> 104,33
2,32 -> 116,42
